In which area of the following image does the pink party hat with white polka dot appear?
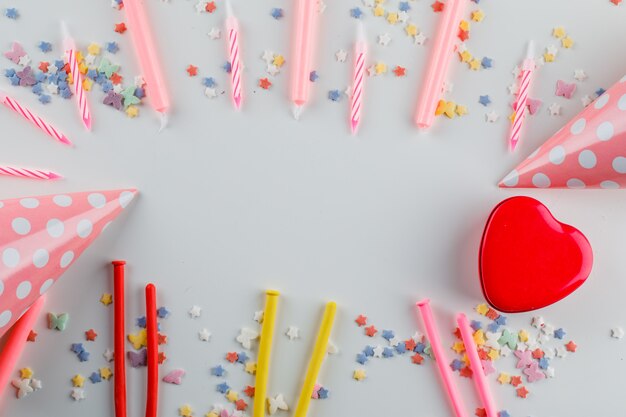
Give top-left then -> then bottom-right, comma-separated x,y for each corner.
500,74 -> 626,189
0,189 -> 137,337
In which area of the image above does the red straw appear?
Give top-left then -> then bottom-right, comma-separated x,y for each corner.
112,261 -> 127,417
145,283 -> 158,417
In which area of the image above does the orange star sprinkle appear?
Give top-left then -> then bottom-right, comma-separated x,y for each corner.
244,385 -> 255,397
259,78 -> 272,90
364,325 -> 377,337
565,341 -> 577,352
516,386 -> 529,398
226,352 -> 239,363
510,376 -> 522,387
85,329 -> 98,341
355,315 -> 367,327
431,1 -> 444,12
205,1 -> 217,12
411,353 -> 424,364
186,65 -> 198,77
27,330 -> 37,342
110,73 -> 123,85
114,23 -> 127,34
392,66 -> 406,77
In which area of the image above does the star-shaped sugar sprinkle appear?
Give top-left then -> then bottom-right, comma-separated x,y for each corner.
355,314 -> 367,326
497,372 -> 511,384
353,369 -> 367,381
565,341 -> 577,352
335,49 -> 347,63
414,32 -> 427,45
372,345 -> 384,358
38,41 -> 52,53
208,27 -> 221,40
30,379 -> 42,390
20,368 -> 33,379
179,404 -> 193,417
611,327 -> 624,339
226,390 -> 239,402
431,1 -> 444,12
378,33 -> 392,46
100,293 -> 113,306
27,330 -> 37,342
70,387 -> 85,401
374,62 -> 387,75
365,325 -> 377,337
471,9 -> 485,21
286,326 -> 300,340
253,310 -> 264,323
244,361 -> 257,374
548,103 -> 561,116
552,26 -> 566,39
186,65 -> 198,77
478,95 -> 491,106
72,374 -> 85,387
485,110 -> 499,123
574,69 -> 587,81
561,36 -> 574,49
100,367 -> 113,380
104,348 -> 115,362
85,329 -> 98,341
199,328 -> 211,342
188,305 -> 202,319
516,386 -> 529,399
350,7 -> 363,18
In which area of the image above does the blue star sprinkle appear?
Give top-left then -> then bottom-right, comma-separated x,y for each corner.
356,353 -> 368,365
89,372 -> 102,384
350,7 -> 363,19
211,365 -> 226,377
157,307 -> 170,319
237,351 -> 249,364
487,322 -> 501,333
498,411 -> 510,417
317,387 -> 329,399
328,89 -> 341,101
450,359 -> 464,371
5,8 -> 18,19
382,347 -> 394,358
538,357 -> 550,369
71,343 -> 85,354
202,77 -> 217,88
78,350 -> 90,362
38,41 -> 52,53
481,57 -> 493,69
309,70 -> 319,82
479,95 -> 491,106
470,320 -> 483,331
216,382 -> 230,393
363,345 -> 375,357
381,330 -> 395,341
394,343 -> 407,354
495,315 -> 507,326
595,88 -> 606,97
414,342 -> 426,354
106,41 -> 119,54
223,62 -> 232,73
136,316 -> 147,328
399,1 -> 411,12
554,328 -> 566,339
270,8 -> 284,19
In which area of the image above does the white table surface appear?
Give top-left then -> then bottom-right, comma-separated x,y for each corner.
1,0 -> 625,416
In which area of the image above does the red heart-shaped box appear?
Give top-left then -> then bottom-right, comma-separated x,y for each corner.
479,196 -> 593,313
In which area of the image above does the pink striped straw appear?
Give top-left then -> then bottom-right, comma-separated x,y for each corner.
457,313 -> 498,417
509,41 -> 536,152
0,166 -> 62,180
225,1 -> 243,110
62,21 -> 92,131
416,299 -> 468,417
350,23 -> 367,135
0,90 -> 72,146
414,0 -> 468,129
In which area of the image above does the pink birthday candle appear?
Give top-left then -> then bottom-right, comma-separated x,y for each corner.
62,21 -> 92,131
509,41 -> 536,152
0,90 -> 72,146
225,1 -> 243,110
123,0 -> 171,129
290,0 -> 319,120
414,0 -> 468,129
350,23 -> 367,135
457,313 -> 498,417
0,166 -> 62,180
416,299 -> 468,417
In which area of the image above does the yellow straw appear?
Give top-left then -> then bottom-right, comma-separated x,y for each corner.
253,289 -> 280,417
293,301 -> 337,417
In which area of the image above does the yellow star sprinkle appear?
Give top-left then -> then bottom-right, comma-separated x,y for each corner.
353,369 -> 367,381
273,55 -> 285,67
72,374 -> 85,387
508,112 -> 516,123
469,58 -> 481,70
518,329 -> 529,342
473,329 -> 486,346
471,10 -> 484,22
373,5 -> 385,17
374,62 -> 387,75
459,20 -> 470,31
561,36 -> 574,49
455,104 -> 468,116
179,404 -> 194,417
100,293 -> 113,306
475,304 -> 489,315
488,349 -> 500,361
497,372 -> 511,385
459,50 -> 473,63
87,43 -> 101,56
405,23 -> 418,37
100,367 -> 113,380
226,390 -> 239,402
205,412 -> 218,417
78,62 -> 89,75
452,341 -> 465,354
543,53 -> 555,63
552,26 -> 566,39
76,51 -> 84,63
386,12 -> 398,24
126,105 -> 139,118
20,368 -> 33,379
83,78 -> 93,92
461,354 -> 470,366
244,361 -> 257,375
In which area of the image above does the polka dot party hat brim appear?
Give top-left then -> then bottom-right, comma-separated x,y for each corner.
500,74 -> 626,189
0,189 -> 137,338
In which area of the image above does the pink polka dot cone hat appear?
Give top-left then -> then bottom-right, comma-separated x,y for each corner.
500,74 -> 626,189
0,189 -> 137,337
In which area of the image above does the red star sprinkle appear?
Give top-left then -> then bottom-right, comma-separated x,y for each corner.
531,348 -> 544,359
158,352 -> 167,364
244,385 -> 255,397
485,309 -> 499,320
38,61 -> 49,73
458,29 -> 469,42
475,408 -> 486,417
565,341 -> 577,352
405,338 -> 417,351
259,78 -> 272,90
611,0 -> 622,5
453,327 -> 462,339
411,353 -> 424,365
158,333 -> 168,345
516,386 -> 529,399
26,330 -> 37,342
226,351 -> 239,363
364,325 -> 378,337
235,399 -> 248,411
62,63 -> 71,74
110,73 -> 123,85
431,1 -> 444,12
510,376 -> 522,387
355,315 -> 368,327
477,349 -> 489,361
114,23 -> 127,34
186,65 -> 198,77
459,366 -> 473,378
85,329 -> 98,341
205,1 -> 217,12
392,66 -> 406,77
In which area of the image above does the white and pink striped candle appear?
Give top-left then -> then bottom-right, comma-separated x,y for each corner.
0,90 -> 72,146
225,1 -> 243,110
62,21 -> 92,131
509,41 -> 536,152
0,166 -> 62,180
350,23 -> 368,135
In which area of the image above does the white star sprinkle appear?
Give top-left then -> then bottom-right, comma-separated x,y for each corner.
253,310 -> 264,323
335,49 -> 347,63
188,305 -> 202,319
372,345 -> 384,358
548,102 -> 562,116
581,94 -> 592,107
378,33 -> 392,46
208,27 -> 222,40
70,387 -> 85,401
574,69 -> 587,82
611,327 -> 624,339
103,348 -> 115,362
285,326 -> 300,340
199,328 -> 212,342
485,110 -> 499,123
